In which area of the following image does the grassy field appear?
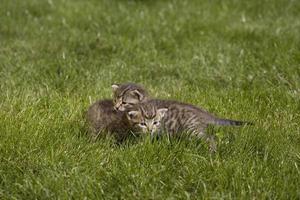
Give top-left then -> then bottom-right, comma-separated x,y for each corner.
1,0 -> 300,199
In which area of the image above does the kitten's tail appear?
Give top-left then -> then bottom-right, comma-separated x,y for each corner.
212,118 -> 253,126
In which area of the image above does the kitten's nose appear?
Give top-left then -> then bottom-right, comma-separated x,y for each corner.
147,126 -> 154,133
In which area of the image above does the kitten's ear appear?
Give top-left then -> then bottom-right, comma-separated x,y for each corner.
126,110 -> 140,120
132,90 -> 144,101
111,84 -> 120,91
157,108 -> 168,118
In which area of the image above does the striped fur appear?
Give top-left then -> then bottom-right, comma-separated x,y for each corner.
113,83 -> 253,151
112,83 -> 149,111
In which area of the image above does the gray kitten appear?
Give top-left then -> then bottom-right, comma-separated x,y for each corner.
86,83 -> 148,141
113,84 -> 252,151
112,82 -> 149,111
126,102 -> 168,136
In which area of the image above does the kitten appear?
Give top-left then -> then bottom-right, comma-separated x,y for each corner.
113,84 -> 252,151
126,102 -> 168,136
112,82 -> 149,111
86,83 -> 148,141
126,100 -> 252,152
86,99 -> 131,141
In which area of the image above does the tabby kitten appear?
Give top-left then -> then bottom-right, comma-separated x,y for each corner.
114,85 -> 252,151
86,83 -> 148,141
86,99 -> 129,141
112,83 -> 149,111
126,100 -> 252,152
126,102 -> 168,136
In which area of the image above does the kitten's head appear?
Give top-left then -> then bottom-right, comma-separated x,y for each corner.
125,102 -> 168,135
112,83 -> 149,111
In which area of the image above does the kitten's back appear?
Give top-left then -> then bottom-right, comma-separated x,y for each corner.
86,99 -> 131,139
148,99 -> 250,126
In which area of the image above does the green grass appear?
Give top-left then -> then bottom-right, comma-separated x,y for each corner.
1,0 -> 300,199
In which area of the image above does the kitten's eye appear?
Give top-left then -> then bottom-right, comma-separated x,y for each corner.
140,122 -> 146,127
122,101 -> 127,105
153,121 -> 159,125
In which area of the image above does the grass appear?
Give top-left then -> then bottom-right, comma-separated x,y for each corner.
1,0 -> 300,199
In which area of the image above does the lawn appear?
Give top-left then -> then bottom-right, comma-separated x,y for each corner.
1,0 -> 300,199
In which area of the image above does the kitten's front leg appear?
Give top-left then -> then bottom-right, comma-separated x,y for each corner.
206,135 -> 217,153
